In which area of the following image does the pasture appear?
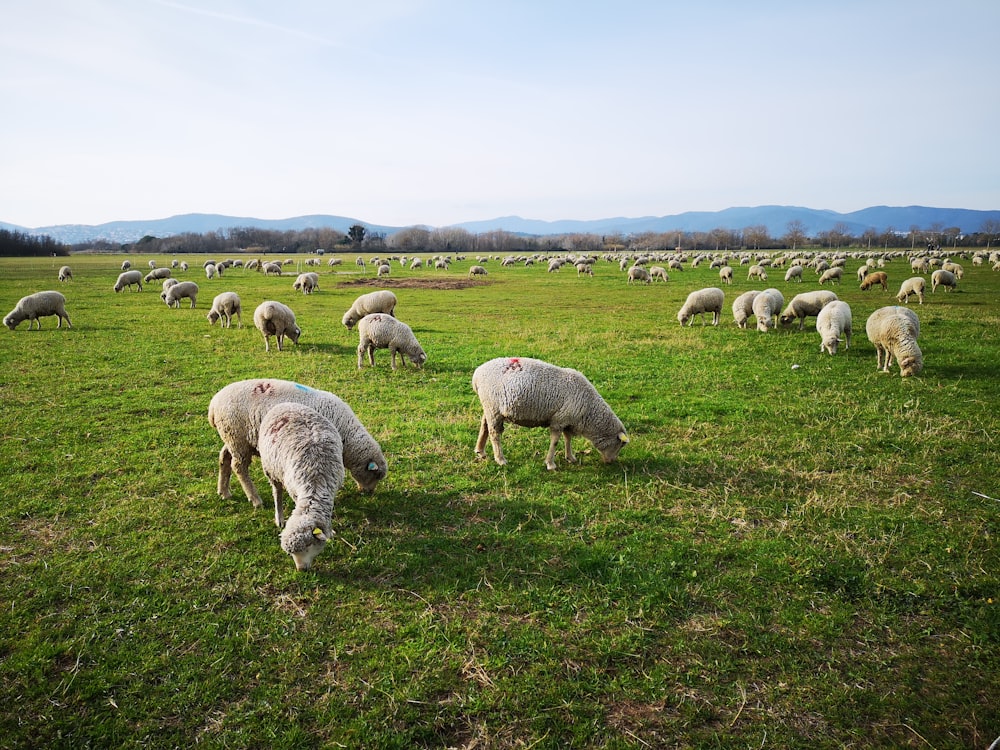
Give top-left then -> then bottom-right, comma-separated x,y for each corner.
0,251 -> 997,749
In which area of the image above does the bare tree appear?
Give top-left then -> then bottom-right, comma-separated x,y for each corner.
783,220 -> 806,251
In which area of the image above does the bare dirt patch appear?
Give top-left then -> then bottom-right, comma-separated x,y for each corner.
336,277 -> 490,291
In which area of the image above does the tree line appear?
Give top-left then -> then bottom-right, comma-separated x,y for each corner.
3,220 -> 998,258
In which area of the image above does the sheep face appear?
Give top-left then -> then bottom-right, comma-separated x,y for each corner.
3,312 -> 22,330
280,520 -> 330,571
592,431 -> 630,464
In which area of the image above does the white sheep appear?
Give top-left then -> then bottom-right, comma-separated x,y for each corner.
121,260 -> 132,271
942,261 -> 964,279
341,290 -> 398,329
784,265 -> 804,282
356,313 -> 426,370
262,262 -> 283,276
258,402 -> 344,571
208,378 -> 388,504
896,277 -> 925,305
377,263 -> 391,277
865,306 -> 923,377
114,270 -> 143,292
163,281 -> 199,309
58,266 -> 72,282
747,265 -> 767,281
818,267 -> 843,285
293,272 -> 319,295
469,265 -> 489,278
648,266 -> 669,282
752,288 -> 785,332
627,266 -> 651,284
207,292 -> 243,328
144,268 -> 172,283
731,290 -> 761,329
779,290 -> 838,331
816,300 -> 852,355
931,269 -> 958,293
205,263 -> 218,280
253,300 -> 300,352
4,290 -> 72,330
472,357 -> 629,471
677,287 -> 725,326
719,266 -> 734,285
162,278 -> 179,292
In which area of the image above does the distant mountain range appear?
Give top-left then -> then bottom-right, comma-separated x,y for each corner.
2,205 -> 999,245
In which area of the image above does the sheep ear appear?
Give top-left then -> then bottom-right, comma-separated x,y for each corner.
367,461 -> 378,471
312,527 -> 329,542
618,432 -> 629,444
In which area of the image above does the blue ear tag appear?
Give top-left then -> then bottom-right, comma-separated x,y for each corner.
367,462 -> 378,471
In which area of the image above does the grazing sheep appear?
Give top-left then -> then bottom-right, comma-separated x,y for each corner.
942,261 -> 964,279
205,263 -> 218,280
148,260 -> 157,270
58,266 -> 72,282
860,271 -> 888,291
931,268 -> 958,293
121,260 -> 132,271
472,357 -> 629,471
857,264 -> 872,281
627,266 -> 651,284
208,378 -> 388,503
341,290 -> 398,329
258,402 -> 344,571
752,288 -> 785,332
784,265 -> 804,283
377,263 -> 391,277
163,281 -> 199,309
262,262 -> 283,276
113,270 -> 143,292
648,265 -> 669,282
896,277 -> 926,305
816,300 -> 852,355
180,262 -> 189,272
3,290 -> 72,330
719,266 -> 734,285
293,272 -> 319,295
469,265 -> 489,278
409,258 -> 423,269
865,306 -> 923,377
356,313 -> 427,370
144,267 -> 172,283
732,290 -> 761,329
253,300 -> 300,352
779,290 -> 838,331
162,278 -> 179,293
677,287 -> 725,326
207,292 -> 243,328
747,265 -> 768,281
818,267 -> 843,285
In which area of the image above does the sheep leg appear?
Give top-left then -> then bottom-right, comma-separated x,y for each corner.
545,430 -> 562,471
272,481 -> 286,528
356,344 -> 365,369
367,346 -> 376,367
231,452 -> 264,508
562,431 -> 577,465
478,415 -> 506,466
390,348 -> 399,370
263,334 -> 271,352
276,333 -> 284,351
217,445 -> 234,498
474,414 -> 491,459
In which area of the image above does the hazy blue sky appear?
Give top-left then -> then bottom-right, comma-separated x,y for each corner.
2,0 -> 997,228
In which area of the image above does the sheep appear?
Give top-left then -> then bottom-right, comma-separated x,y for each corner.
205,263 -> 218,280
469,265 -> 489,278
3,290 -> 72,330
121,260 -> 132,271
162,278 -> 179,293
258,402 -> 344,571
816,300 -> 852,355
207,292 -> 243,328
627,266 -> 651,284
818,267 -> 843,285
262,262 -> 283,276
942,261 -> 964,279
648,265 -> 669,282
677,287 -> 725,326
293,272 -> 318,295
719,266 -> 734,285
752,288 -> 785,332
857,264 -> 872,281
148,260 -> 157,270
144,267 -> 172,283
208,378 -> 388,504
471,356 -> 629,471
162,281 -> 199,309
114,270 -> 143,292
865,306 -> 923,377
253,300 -> 300,352
784,265 -> 804,282
341,290 -> 398,330
377,263 -> 391,277
779,290 -> 838,331
747,265 -> 768,281
356,313 -> 426,370
58,266 -> 72,282
860,271 -> 888,291
732,290 -> 760,329
931,268 -> 958,293
896,277 -> 926,305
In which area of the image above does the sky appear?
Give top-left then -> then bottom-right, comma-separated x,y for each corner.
2,0 -> 998,229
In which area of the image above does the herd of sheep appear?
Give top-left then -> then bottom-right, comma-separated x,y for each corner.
4,245 -> 994,569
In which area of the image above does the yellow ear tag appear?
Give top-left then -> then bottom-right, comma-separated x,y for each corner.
618,432 -> 630,444
312,527 -> 328,541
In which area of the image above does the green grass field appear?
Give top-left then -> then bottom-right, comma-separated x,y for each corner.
1,251 -> 997,749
